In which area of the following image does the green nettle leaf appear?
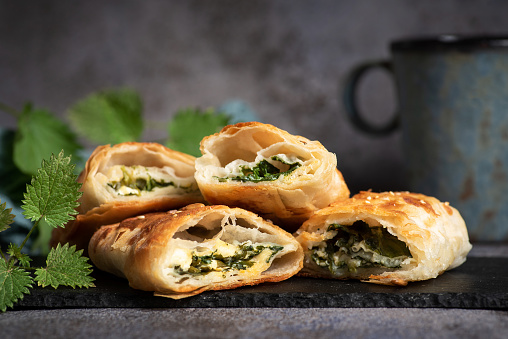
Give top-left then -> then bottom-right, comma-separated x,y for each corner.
21,151 -> 82,228
34,243 -> 95,289
68,88 -> 144,145
15,254 -> 32,269
13,107 -> 82,176
166,108 -> 231,157
6,244 -> 32,268
0,201 -> 15,232
0,260 -> 33,312
0,150 -> 94,312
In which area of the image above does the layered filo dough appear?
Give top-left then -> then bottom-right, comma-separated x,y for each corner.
88,204 -> 304,299
50,142 -> 205,252
295,191 -> 472,285
194,122 -> 350,232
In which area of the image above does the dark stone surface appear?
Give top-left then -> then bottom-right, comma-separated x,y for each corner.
2,308 -> 508,339
14,257 -> 508,310
3,246 -> 507,339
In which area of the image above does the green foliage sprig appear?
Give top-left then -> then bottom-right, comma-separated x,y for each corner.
0,151 -> 95,312
0,89 -> 237,255
0,89 -> 255,312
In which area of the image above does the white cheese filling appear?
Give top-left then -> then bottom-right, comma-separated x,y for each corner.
164,239 -> 282,280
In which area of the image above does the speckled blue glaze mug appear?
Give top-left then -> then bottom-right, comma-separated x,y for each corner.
344,35 -> 508,241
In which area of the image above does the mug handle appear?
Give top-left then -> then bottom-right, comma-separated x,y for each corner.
343,60 -> 399,135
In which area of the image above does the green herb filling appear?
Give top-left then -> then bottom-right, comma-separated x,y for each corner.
311,221 -> 411,274
217,156 -> 302,183
107,166 -> 181,196
174,242 -> 284,276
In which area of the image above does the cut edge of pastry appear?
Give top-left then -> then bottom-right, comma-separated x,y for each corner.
79,142 -> 203,214
295,191 -> 472,286
89,204 -> 304,299
194,122 -> 350,231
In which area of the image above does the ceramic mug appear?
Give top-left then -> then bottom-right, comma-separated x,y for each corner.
343,35 -> 508,241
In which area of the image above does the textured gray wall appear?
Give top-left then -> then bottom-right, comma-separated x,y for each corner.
2,0 -> 508,193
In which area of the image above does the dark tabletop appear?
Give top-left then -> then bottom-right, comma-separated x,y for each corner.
1,243 -> 507,339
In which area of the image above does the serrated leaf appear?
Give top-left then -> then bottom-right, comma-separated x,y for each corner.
15,254 -> 31,269
34,243 -> 95,289
21,151 -> 82,228
166,108 -> 230,157
6,244 -> 32,268
13,107 -> 82,176
0,260 -> 33,312
68,88 -> 144,144
0,201 -> 15,232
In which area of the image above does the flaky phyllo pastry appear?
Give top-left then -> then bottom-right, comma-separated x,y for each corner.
295,191 -> 472,285
194,122 -> 350,232
88,204 -> 304,299
50,142 -> 205,252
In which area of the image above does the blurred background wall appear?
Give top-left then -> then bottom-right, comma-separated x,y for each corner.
1,0 -> 508,194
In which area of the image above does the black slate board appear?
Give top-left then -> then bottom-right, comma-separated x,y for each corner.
14,257 -> 508,310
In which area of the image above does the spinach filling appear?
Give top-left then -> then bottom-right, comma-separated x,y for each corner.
107,166 -> 178,196
216,156 -> 302,183
311,221 -> 411,274
174,242 -> 284,276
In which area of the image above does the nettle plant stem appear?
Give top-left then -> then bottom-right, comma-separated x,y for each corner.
18,219 -> 39,251
7,219 -> 40,268
0,151 -> 95,312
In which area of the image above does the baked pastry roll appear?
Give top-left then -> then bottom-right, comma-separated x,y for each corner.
194,122 -> 350,232
295,191 -> 472,285
51,142 -> 205,251
88,204 -> 304,299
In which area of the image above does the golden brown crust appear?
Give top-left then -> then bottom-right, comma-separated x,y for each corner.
50,142 -> 205,252
195,122 -> 350,232
295,191 -> 472,285
89,204 -> 304,299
